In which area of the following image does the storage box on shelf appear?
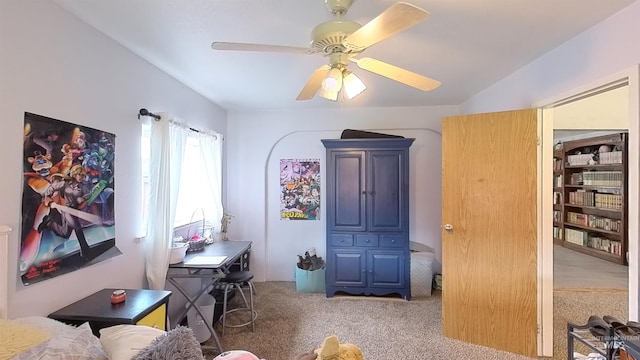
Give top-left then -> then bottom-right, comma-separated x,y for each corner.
555,133 -> 628,265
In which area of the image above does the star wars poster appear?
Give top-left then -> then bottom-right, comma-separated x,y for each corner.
20,112 -> 119,285
280,159 -> 320,220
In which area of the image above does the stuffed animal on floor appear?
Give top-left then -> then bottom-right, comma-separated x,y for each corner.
293,351 -> 317,360
213,350 -> 263,360
294,335 -> 363,360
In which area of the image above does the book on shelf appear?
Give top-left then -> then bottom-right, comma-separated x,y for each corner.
588,215 -> 621,232
566,212 -> 621,232
566,212 -> 588,226
564,228 -> 621,255
553,159 -> 563,171
554,174 -> 563,188
582,171 -> 622,186
553,192 -> 562,204
553,226 -> 563,239
568,190 -> 595,207
594,193 -> 622,210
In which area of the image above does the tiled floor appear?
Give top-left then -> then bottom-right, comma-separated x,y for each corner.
553,244 -> 628,289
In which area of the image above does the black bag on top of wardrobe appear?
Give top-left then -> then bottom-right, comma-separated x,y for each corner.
340,129 -> 404,139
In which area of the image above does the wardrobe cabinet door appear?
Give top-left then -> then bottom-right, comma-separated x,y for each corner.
329,248 -> 366,288
330,151 -> 366,232
368,150 -> 405,232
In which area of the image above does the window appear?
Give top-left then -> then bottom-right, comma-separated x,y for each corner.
173,135 -> 211,226
140,123 -> 222,234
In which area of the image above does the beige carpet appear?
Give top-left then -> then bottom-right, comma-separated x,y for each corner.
553,287 -> 628,359
201,282 -> 629,360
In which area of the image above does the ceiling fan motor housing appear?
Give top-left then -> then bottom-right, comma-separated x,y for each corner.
311,19 -> 361,56
325,0 -> 354,15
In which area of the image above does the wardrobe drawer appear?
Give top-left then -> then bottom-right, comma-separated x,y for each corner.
355,235 -> 379,247
330,234 -> 353,247
380,235 -> 405,248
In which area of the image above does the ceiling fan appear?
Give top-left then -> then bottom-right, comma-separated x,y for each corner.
211,0 -> 441,102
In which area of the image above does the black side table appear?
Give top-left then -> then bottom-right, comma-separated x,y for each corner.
49,288 -> 171,336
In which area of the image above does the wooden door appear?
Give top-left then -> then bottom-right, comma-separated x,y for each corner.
442,109 -> 538,357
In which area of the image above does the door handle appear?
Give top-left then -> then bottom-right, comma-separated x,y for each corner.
443,224 -> 453,231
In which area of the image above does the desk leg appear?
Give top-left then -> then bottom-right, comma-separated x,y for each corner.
166,277 -> 224,353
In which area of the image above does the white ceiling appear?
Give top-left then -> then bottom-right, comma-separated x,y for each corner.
52,0 -> 635,111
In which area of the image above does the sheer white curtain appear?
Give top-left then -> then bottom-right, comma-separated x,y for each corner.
144,115 -> 223,290
145,114 -> 188,290
196,130 -> 224,234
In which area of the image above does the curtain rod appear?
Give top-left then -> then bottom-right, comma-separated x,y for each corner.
138,108 -> 160,120
137,108 -> 201,133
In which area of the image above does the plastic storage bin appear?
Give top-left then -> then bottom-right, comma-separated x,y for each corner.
410,251 -> 434,297
186,294 -> 215,343
295,267 -> 326,293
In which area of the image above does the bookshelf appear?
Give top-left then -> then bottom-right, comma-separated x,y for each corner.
553,144 -> 564,245
554,133 -> 628,265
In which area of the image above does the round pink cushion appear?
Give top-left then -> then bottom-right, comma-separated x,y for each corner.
213,350 -> 261,360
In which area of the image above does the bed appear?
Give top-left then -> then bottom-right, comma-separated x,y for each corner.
0,225 -> 208,360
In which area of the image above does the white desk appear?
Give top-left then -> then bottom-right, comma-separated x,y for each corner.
167,240 -> 252,353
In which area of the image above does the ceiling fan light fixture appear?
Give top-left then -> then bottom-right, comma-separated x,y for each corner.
320,82 -> 339,101
319,87 -> 340,101
320,67 -> 343,101
342,71 -> 366,100
321,67 -> 343,91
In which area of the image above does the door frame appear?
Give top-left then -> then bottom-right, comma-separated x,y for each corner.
534,64 -> 640,356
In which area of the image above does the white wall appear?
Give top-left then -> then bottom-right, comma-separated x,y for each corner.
0,1 -> 226,318
226,106 -> 458,281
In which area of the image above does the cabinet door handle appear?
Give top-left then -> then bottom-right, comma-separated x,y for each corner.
368,191 -> 375,195
361,190 -> 367,195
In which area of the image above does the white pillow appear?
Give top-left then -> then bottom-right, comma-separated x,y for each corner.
99,324 -> 166,360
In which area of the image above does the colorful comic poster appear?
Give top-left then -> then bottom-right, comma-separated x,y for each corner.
20,112 -> 120,285
280,159 -> 320,220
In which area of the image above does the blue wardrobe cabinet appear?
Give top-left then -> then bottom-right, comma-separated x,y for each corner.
321,138 -> 414,299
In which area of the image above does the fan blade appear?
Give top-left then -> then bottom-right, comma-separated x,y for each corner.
296,65 -> 331,100
343,2 -> 430,52
352,57 -> 440,91
211,42 -> 311,55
